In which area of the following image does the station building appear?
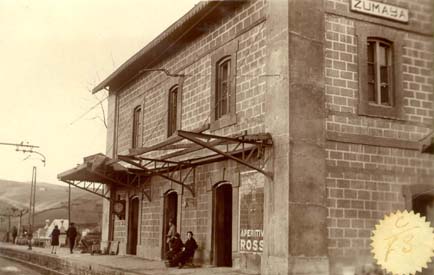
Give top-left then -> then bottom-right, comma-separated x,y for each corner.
58,0 -> 434,274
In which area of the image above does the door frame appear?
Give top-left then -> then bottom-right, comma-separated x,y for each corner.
212,181 -> 233,266
161,189 -> 178,259
127,196 -> 140,255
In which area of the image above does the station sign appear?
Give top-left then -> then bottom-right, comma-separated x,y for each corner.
350,0 -> 409,23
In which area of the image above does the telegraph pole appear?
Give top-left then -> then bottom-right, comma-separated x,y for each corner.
0,141 -> 45,249
68,184 -> 71,225
17,209 -> 28,237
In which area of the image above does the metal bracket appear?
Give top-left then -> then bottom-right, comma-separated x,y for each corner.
141,177 -> 152,202
177,131 -> 273,179
118,156 -> 196,197
61,180 -> 111,201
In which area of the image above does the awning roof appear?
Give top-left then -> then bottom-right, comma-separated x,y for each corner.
58,153 -> 150,201
59,127 -> 273,200
58,154 -> 126,183
117,125 -> 273,197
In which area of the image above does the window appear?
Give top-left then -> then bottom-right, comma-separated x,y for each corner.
168,86 -> 178,137
413,194 -> 434,224
356,23 -> 403,119
215,57 -> 231,120
404,185 -> 434,227
367,39 -> 393,106
210,40 -> 238,130
132,106 -> 142,148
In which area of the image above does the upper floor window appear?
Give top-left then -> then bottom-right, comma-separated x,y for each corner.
215,57 -> 232,120
132,106 -> 142,148
167,85 -> 178,137
210,40 -> 238,130
367,39 -> 393,106
356,23 -> 403,119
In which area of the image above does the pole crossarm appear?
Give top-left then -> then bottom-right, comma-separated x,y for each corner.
0,208 -> 28,218
0,142 -> 39,149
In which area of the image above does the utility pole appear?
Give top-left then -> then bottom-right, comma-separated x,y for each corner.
28,166 -> 37,250
0,141 -> 45,249
0,217 -> 3,241
17,209 -> 28,237
68,184 -> 71,225
8,215 -> 11,242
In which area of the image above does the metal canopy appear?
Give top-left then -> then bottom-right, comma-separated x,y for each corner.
58,153 -> 151,201
117,128 -> 273,197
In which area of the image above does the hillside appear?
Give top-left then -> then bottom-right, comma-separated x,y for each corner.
0,179 -> 103,231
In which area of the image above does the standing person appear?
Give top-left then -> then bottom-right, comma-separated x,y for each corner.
172,231 -> 198,268
66,223 -> 77,254
50,225 -> 60,254
166,219 -> 176,250
11,226 -> 18,244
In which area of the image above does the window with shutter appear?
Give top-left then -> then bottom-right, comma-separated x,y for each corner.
216,57 -> 231,120
168,85 -> 179,137
355,23 -> 403,119
132,106 -> 142,148
367,39 -> 393,106
210,39 -> 238,130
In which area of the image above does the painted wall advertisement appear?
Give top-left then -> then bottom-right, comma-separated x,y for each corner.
239,171 -> 264,253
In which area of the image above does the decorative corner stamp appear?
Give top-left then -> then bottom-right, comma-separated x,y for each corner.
371,210 -> 434,275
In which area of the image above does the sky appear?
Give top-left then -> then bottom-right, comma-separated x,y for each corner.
0,0 -> 200,185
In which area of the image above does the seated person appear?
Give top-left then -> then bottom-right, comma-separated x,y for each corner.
166,233 -> 183,262
171,231 -> 198,268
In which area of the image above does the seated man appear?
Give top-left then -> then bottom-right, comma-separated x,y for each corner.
166,233 -> 183,263
172,231 -> 198,268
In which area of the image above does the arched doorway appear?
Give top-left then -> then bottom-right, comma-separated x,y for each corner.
127,197 -> 139,255
161,190 -> 178,258
213,182 -> 233,266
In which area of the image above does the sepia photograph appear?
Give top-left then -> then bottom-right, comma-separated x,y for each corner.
0,0 -> 433,274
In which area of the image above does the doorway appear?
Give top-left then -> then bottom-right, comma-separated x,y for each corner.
213,182 -> 233,266
161,190 -> 178,258
127,197 -> 140,255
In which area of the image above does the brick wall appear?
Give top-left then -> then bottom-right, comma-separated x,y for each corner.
108,0 -> 267,264
324,0 -> 434,273
115,0 -> 266,155
136,159 -> 250,263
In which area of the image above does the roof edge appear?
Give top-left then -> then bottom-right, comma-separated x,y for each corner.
92,1 -> 215,94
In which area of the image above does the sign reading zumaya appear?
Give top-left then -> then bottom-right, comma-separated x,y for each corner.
350,0 -> 409,23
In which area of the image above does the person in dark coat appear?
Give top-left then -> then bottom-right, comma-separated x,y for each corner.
66,223 -> 78,254
166,233 -> 183,263
50,225 -> 60,254
172,231 -> 198,268
11,226 -> 18,244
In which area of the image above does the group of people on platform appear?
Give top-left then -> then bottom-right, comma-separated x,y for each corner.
165,220 -> 198,268
49,222 -> 78,254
